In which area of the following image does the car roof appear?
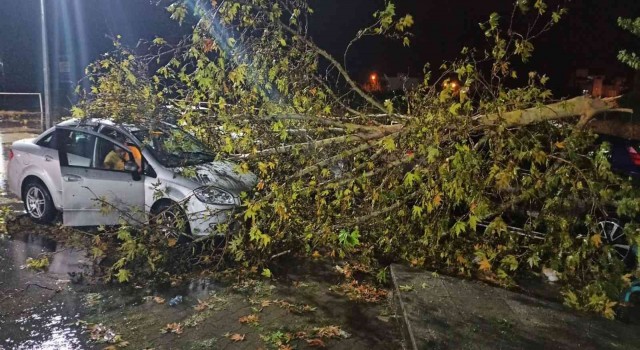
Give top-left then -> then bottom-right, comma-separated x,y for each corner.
57,118 -> 145,132
57,118 -> 115,127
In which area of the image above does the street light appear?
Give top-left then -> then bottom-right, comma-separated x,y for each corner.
40,0 -> 52,129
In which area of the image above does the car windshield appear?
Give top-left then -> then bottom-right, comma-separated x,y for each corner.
132,124 -> 215,168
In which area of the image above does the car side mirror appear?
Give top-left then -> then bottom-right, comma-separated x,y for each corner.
124,160 -> 138,172
124,160 -> 141,181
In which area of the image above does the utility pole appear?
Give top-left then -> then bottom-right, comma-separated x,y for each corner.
40,0 -> 52,129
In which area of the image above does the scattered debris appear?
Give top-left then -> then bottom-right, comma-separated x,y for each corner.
81,322 -> 128,347
25,256 -> 50,271
398,284 -> 414,292
306,338 -> 327,347
252,298 -> 318,314
330,280 -> 389,303
82,293 -> 103,308
168,295 -> 183,306
314,325 -> 351,339
162,322 -> 184,335
226,333 -> 246,342
238,313 -> 260,325
542,267 -> 559,283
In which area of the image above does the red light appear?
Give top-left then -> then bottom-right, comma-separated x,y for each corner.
8,149 -> 14,161
627,147 -> 640,166
370,73 -> 378,82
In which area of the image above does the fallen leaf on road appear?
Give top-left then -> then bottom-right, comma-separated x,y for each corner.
194,299 -> 210,312
238,314 -> 259,324
294,331 -> 308,339
306,338 -> 326,347
228,333 -> 246,342
161,323 -> 183,335
153,296 -> 165,304
315,326 -> 341,338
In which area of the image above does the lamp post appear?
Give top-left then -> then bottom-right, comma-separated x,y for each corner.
40,0 -> 52,129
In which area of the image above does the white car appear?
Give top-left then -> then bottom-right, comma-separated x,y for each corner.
6,119 -> 257,238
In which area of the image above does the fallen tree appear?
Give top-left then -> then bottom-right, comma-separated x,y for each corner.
76,0 -> 640,318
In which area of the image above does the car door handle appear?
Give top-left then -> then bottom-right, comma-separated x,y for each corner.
63,175 -> 82,182
45,155 -> 53,162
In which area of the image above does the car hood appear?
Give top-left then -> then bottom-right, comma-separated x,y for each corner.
181,161 -> 258,193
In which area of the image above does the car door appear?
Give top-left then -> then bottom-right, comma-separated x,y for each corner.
56,127 -> 145,226
33,130 -> 63,206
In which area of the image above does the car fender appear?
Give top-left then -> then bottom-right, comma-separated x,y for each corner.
146,178 -> 195,214
19,165 -> 63,209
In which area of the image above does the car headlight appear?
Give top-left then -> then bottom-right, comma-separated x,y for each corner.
194,186 -> 236,205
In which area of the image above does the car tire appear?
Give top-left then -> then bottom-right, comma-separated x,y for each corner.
22,180 -> 57,225
597,218 -> 637,269
150,201 -> 192,244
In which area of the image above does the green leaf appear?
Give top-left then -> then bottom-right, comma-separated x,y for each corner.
404,172 -> 418,187
384,99 -> 394,114
381,137 -> 397,151
116,269 -> 131,283
153,37 -> 167,45
489,12 -> 500,29
449,103 -> 461,115
412,205 -> 423,219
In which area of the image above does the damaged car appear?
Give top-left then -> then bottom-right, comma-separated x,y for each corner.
6,118 -> 258,239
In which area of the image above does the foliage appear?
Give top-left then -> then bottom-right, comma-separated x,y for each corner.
74,37 -> 161,123
0,206 -> 13,238
25,256 -> 50,270
74,0 -> 640,318
618,17 -> 640,70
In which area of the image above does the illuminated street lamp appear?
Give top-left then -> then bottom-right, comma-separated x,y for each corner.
40,0 -> 52,129
370,73 -> 378,82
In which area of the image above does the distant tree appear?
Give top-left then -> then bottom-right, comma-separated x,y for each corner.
618,17 -> 640,70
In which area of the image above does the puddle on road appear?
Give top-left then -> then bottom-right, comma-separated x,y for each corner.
0,232 -> 89,349
0,229 -> 229,349
2,303 -> 85,350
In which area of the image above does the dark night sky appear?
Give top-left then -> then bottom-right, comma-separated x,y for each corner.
0,0 -> 639,100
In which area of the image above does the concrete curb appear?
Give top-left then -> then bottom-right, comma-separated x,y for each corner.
390,264 -> 418,350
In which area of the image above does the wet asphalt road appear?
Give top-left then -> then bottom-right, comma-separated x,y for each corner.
0,117 -> 92,349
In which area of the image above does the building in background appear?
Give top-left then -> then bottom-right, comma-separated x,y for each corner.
569,68 -> 629,98
363,73 -> 420,93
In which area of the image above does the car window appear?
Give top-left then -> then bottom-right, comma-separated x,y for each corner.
132,125 -> 214,168
36,131 -> 57,150
95,137 -> 137,172
62,130 -> 96,168
99,126 -> 144,173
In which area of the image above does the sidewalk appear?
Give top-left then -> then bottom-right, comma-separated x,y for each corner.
390,264 -> 640,350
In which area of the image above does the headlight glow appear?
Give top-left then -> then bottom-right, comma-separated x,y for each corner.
194,186 -> 236,205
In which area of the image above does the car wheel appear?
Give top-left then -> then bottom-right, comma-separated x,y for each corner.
23,180 -> 57,224
151,201 -> 191,243
597,218 -> 637,269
